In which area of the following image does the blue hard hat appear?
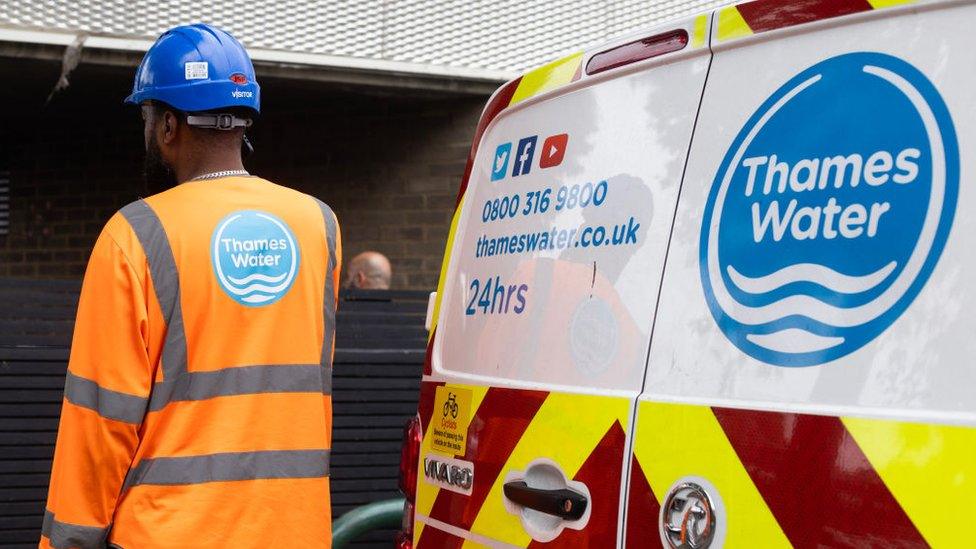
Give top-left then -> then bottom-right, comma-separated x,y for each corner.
125,23 -> 260,114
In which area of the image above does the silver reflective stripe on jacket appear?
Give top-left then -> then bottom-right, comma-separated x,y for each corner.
123,449 -> 331,490
42,509 -> 110,549
63,371 -> 147,424
316,198 -> 339,395
120,200 -> 187,385
147,363 -> 329,410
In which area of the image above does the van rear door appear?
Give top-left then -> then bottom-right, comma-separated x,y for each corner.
630,1 -> 976,547
412,15 -> 712,548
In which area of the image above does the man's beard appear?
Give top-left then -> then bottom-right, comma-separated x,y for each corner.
143,133 -> 177,192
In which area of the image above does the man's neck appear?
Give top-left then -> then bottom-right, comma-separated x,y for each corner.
175,154 -> 246,183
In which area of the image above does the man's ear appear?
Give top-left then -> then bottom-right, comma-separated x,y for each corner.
161,110 -> 180,145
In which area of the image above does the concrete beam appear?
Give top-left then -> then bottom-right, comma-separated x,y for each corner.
0,29 -> 507,97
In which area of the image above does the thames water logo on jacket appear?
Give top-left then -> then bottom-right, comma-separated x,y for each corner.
212,210 -> 301,306
699,52 -> 958,367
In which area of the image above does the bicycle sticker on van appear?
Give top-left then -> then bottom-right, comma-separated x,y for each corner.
430,387 -> 472,457
699,52 -> 958,366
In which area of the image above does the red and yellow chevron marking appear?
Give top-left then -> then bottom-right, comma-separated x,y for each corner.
630,402 -> 790,548
843,417 -> 976,548
629,401 -> 976,547
716,0 -> 917,42
414,382 -> 631,547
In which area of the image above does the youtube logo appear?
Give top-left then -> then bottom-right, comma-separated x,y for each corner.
539,133 -> 568,169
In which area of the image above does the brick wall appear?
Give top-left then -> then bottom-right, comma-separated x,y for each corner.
252,92 -> 482,289
0,59 -> 486,290
0,104 -> 144,279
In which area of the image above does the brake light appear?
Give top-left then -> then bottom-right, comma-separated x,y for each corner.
585,29 -> 689,76
397,415 -> 423,547
399,415 -> 422,497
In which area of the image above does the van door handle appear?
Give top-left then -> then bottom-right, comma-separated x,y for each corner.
502,480 -> 588,521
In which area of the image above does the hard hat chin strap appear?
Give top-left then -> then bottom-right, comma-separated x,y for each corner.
186,113 -> 252,130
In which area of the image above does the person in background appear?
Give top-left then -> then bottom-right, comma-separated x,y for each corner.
345,251 -> 392,290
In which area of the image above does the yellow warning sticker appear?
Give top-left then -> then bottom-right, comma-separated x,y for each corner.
431,386 -> 472,457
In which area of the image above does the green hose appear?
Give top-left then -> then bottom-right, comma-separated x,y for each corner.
332,498 -> 406,548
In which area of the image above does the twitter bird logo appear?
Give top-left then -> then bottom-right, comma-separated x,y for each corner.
491,143 -> 511,182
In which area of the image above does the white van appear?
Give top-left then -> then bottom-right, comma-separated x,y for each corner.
396,0 -> 976,546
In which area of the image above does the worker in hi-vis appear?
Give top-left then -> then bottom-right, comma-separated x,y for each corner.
40,24 -> 341,549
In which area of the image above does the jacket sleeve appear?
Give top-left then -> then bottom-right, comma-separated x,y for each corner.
41,217 -> 153,549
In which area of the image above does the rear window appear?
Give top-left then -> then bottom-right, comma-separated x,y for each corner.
432,51 -> 710,392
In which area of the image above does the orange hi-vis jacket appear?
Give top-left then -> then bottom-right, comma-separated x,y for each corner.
40,177 -> 341,549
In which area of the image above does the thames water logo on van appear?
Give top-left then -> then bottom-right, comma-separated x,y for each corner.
212,210 -> 301,306
700,52 -> 958,366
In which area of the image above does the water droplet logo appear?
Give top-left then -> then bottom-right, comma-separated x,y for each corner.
212,210 -> 301,306
700,52 -> 958,366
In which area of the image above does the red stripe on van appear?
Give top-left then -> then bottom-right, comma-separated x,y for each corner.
571,59 -> 583,83
736,0 -> 873,33
625,454 -> 663,548
527,421 -> 627,548
713,407 -> 926,547
455,77 -> 522,208
419,387 -> 548,542
415,523 -> 465,549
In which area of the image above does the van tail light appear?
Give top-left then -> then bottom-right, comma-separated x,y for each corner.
585,29 -> 689,76
397,414 -> 423,547
399,414 -> 422,497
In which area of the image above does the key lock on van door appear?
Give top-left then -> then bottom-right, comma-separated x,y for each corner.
502,459 -> 592,542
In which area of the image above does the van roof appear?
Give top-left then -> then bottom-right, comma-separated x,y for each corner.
504,0 -> 922,108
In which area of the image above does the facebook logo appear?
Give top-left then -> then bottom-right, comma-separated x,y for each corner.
491,142 -> 511,182
512,136 -> 537,177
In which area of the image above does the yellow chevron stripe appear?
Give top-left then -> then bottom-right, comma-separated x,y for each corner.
414,519 -> 425,543
716,6 -> 753,42
415,383 -> 490,536
692,14 -> 709,48
509,52 -> 583,106
843,417 -> 976,548
428,194 -> 466,339
467,392 -> 630,546
867,0 -> 916,7
633,402 -> 790,548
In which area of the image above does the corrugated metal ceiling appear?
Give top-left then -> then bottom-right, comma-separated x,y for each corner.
0,1 -> 734,77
